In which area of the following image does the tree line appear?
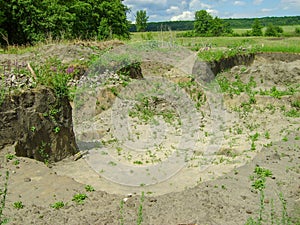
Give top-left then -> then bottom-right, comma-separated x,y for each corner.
130,15 -> 300,32
0,0 -> 130,46
1,2 -> 300,47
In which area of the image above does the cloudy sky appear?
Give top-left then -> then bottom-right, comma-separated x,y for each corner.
124,0 -> 300,22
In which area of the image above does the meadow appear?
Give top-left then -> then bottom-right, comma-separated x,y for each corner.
128,25 -> 300,54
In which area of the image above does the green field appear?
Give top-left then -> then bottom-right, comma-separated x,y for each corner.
234,25 -> 300,35
128,28 -> 300,54
2,25 -> 300,59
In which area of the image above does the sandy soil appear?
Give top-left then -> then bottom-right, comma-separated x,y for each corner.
0,47 -> 300,225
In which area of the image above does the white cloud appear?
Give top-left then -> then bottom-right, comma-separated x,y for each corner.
166,6 -> 180,14
181,0 -> 188,6
280,0 -> 300,9
261,8 -> 273,12
149,14 -> 158,19
124,0 -> 299,23
171,11 -> 194,21
189,0 -> 212,10
234,1 -> 246,6
207,9 -> 219,16
124,0 -> 167,6
253,0 -> 263,5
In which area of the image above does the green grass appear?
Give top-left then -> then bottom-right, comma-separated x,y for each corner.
233,25 -> 300,36
129,31 -> 300,56
246,166 -> 296,225
137,192 -> 145,225
0,171 -> 9,224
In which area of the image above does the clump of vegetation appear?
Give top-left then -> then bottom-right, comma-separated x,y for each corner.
34,57 -> 76,99
51,201 -> 65,210
265,23 -> 283,37
84,185 -> 95,192
5,154 -> 15,161
291,100 -> 300,109
13,201 -> 24,210
249,133 -> 260,151
259,86 -> 296,99
0,75 -> 7,107
38,141 -> 50,165
217,75 -> 256,97
177,76 -> 206,109
72,193 -> 87,204
128,95 -> 179,126
285,109 -> 300,118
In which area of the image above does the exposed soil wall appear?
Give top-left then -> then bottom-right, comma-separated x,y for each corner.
0,87 -> 78,162
257,52 -> 300,62
207,53 -> 255,76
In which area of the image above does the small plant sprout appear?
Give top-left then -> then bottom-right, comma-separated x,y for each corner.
264,131 -> 270,139
247,166 -> 272,224
72,193 -> 87,204
13,159 -> 20,166
30,126 -> 36,132
53,126 -> 60,134
85,185 -> 95,192
5,154 -> 15,161
51,201 -> 65,210
282,136 -> 288,142
13,201 -> 24,210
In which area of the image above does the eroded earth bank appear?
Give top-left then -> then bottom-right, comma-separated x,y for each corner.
0,43 -> 299,225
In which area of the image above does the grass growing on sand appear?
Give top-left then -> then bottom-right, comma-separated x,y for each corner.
0,171 -> 9,225
246,166 -> 295,225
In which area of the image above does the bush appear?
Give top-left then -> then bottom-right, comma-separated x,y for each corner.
265,23 -> 283,37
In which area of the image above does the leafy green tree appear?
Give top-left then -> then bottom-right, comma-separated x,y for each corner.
194,10 -> 213,34
0,0 -> 9,46
194,10 -> 232,36
135,10 -> 149,32
251,19 -> 263,36
40,0 -> 74,39
0,0 -> 130,46
210,17 -> 223,36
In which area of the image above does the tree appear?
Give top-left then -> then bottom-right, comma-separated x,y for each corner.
135,10 -> 149,32
194,10 -> 232,36
251,19 -> 263,36
0,0 -> 130,46
194,10 -> 213,34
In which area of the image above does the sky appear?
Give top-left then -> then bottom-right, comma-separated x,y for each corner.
123,0 -> 300,22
